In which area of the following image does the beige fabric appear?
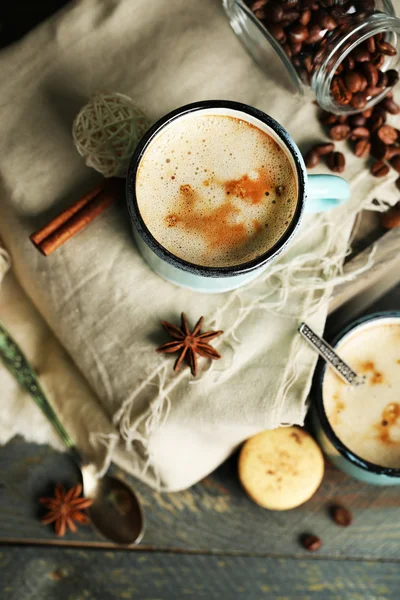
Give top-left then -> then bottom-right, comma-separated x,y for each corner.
0,0 -> 398,491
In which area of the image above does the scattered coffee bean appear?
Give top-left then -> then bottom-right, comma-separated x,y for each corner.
371,135 -> 391,160
387,146 -> 400,159
304,149 -> 320,168
390,155 -> 400,172
369,113 -> 385,131
301,534 -> 322,552
349,126 -> 370,140
326,151 -> 345,173
362,108 -> 374,118
354,138 -> 371,158
377,125 -> 398,144
320,111 -> 338,126
328,124 -> 350,141
370,160 -> 390,177
314,142 -> 335,155
387,69 -> 400,87
381,97 -> 400,114
331,505 -> 353,527
349,114 -> 366,128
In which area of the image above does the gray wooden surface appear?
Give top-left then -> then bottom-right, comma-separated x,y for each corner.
1,546 -> 399,600
1,226 -> 400,599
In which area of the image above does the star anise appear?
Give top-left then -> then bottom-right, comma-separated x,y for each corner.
156,312 -> 223,376
40,483 -> 93,537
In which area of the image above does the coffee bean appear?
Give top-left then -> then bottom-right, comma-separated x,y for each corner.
390,155 -> 400,172
314,9 -> 337,30
377,41 -> 397,56
371,137 -> 390,160
284,9 -> 301,24
352,47 -> 371,63
372,53 -> 385,69
377,125 -> 398,145
369,113 -> 385,132
370,160 -> 390,177
251,0 -> 267,9
344,71 -> 366,93
362,108 -> 373,118
331,506 -> 353,527
301,534 -> 322,552
269,23 -> 286,42
319,111 -> 337,126
305,23 -> 323,44
350,91 -> 368,110
349,126 -> 370,140
290,41 -> 303,55
304,149 -> 320,168
382,98 -> 400,114
328,124 -> 350,141
366,36 -> 376,54
314,142 -> 335,155
326,151 -> 345,173
354,138 -> 371,158
349,114 -> 366,128
362,63 -> 379,87
344,56 -> 355,71
377,70 -> 388,89
387,69 -> 399,87
387,146 -> 400,159
299,9 -> 312,25
337,115 -> 348,124
263,1 -> 284,23
331,77 -> 352,105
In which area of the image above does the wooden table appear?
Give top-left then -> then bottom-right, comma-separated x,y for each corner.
1,273 -> 400,599
1,7 -> 399,594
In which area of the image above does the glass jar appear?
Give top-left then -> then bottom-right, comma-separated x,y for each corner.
223,0 -> 400,114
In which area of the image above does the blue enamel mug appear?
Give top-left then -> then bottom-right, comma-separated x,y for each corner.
126,100 -> 350,293
312,312 -> 400,486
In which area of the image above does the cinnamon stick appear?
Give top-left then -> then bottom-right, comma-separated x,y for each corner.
30,178 -> 120,256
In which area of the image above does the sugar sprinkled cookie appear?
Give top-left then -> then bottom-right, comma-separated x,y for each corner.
238,427 -> 324,511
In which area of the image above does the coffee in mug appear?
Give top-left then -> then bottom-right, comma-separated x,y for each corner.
136,113 -> 298,268
323,317 -> 400,469
127,101 -> 350,293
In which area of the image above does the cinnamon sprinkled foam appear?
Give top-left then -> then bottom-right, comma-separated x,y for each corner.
136,112 -> 298,267
323,319 -> 400,468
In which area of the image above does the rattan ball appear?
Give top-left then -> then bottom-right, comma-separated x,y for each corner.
72,92 -> 150,178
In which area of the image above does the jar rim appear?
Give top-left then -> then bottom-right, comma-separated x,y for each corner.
313,13 -> 400,114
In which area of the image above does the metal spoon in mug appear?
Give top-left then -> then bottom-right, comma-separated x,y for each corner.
298,322 -> 365,386
0,322 -> 144,545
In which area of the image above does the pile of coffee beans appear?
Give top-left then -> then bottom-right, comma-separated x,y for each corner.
247,0 -> 399,111
310,91 -> 400,178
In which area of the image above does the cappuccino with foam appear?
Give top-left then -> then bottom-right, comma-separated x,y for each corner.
136,111 -> 298,268
323,318 -> 400,469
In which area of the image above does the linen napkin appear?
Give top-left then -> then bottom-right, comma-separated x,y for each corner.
0,0 -> 398,490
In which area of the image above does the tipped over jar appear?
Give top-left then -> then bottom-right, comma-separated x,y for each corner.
223,0 -> 400,114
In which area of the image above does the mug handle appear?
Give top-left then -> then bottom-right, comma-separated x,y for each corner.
305,174 -> 350,214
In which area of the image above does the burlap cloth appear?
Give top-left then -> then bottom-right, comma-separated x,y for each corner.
0,0 -> 398,491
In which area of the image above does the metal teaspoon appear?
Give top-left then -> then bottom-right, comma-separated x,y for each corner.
0,322 -> 144,545
298,322 -> 365,386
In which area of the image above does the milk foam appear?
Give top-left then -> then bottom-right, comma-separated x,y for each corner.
323,319 -> 400,468
136,111 -> 298,267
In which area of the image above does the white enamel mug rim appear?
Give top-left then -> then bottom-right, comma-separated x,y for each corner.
126,100 -> 306,279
